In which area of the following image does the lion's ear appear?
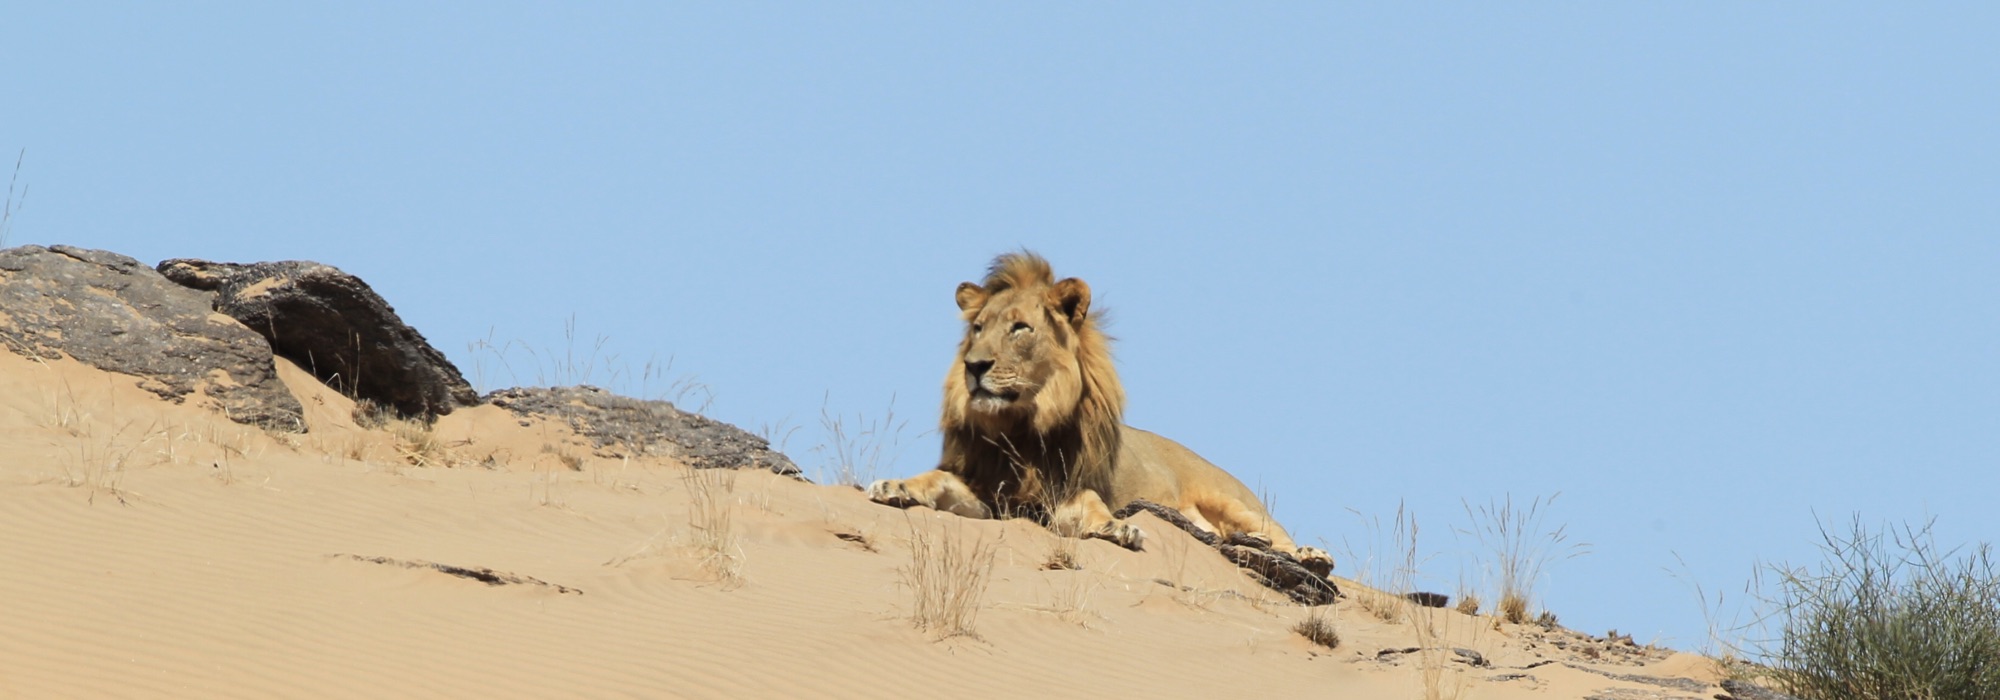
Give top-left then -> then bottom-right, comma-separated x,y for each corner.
955,282 -> 988,312
1050,278 -> 1091,327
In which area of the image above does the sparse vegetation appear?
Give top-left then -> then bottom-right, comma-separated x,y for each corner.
901,514 -> 997,639
466,319 -> 714,413
1339,502 -> 1487,699
684,466 -> 742,586
529,461 -> 567,507
389,417 -> 449,467
1398,512 -> 1475,700
1759,517 -> 2000,700
2,147 -> 25,248
1041,525 -> 1082,571
1534,609 -> 1559,630
1042,568 -> 1099,627
1459,493 -> 1588,624
1293,608 -> 1340,649
1034,532 -> 1096,626
540,443 -> 584,471
351,399 -> 391,429
1411,606 -> 1474,700
59,419 -> 140,506
756,416 -> 802,457
813,393 -> 907,488
1668,550 -> 1757,669
1157,532 -> 1223,609
1455,591 -> 1481,616
1341,502 -> 1420,623
1042,544 -> 1080,571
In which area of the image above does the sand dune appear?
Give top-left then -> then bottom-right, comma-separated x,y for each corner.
0,349 -> 1725,699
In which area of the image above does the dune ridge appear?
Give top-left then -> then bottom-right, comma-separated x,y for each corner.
0,347 -> 1725,698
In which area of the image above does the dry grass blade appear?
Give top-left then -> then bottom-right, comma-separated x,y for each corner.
390,418 -> 448,467
684,466 -> 742,587
814,393 -> 907,488
1341,502 -> 1419,623
901,514 -> 997,639
1459,493 -> 1589,624
1,147 -> 24,248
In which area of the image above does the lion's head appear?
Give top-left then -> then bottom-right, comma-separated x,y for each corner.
939,252 -> 1125,509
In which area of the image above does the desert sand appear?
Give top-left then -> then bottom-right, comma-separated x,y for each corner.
0,349 -> 1724,699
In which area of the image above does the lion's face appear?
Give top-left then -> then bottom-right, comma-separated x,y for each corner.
950,276 -> 1091,427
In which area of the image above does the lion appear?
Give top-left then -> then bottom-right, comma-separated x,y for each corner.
867,251 -> 1333,575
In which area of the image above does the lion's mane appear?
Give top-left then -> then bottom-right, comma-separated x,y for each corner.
937,252 -> 1126,514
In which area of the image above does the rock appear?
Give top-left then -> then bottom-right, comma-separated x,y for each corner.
157,258 -> 477,420
1404,591 -> 1451,608
0,245 -> 305,431
485,385 -> 800,476
1567,664 -> 1715,694
1718,680 -> 1801,700
1114,498 -> 1341,605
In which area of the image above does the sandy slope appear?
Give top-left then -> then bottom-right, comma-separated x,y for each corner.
0,350 -> 1723,699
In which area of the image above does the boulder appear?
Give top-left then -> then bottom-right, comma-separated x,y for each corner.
486,385 -> 801,476
0,245 -> 305,431
158,258 -> 477,420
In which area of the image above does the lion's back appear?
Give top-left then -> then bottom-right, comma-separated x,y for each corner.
1110,425 -> 1267,515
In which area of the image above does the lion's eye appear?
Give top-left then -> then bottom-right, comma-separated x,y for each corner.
971,323 -> 984,334
1011,322 -> 1032,334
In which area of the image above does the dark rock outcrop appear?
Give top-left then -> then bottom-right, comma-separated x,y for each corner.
0,245 -> 305,431
1113,498 -> 1341,606
486,385 -> 800,476
1718,680 -> 1802,700
158,258 -> 477,420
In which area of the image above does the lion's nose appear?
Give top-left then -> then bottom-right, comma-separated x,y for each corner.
964,358 -> 993,379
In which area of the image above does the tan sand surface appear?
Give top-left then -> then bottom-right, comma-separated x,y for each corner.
0,350 -> 1725,698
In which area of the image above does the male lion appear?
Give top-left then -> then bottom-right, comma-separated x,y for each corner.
867,252 -> 1333,575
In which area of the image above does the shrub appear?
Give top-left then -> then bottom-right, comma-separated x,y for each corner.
1762,517 -> 2000,700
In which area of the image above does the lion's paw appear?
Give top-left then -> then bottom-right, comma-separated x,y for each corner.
1294,546 -> 1335,577
1089,520 -> 1146,552
865,479 -> 927,509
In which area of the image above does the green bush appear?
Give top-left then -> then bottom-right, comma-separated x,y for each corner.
1763,518 -> 2000,700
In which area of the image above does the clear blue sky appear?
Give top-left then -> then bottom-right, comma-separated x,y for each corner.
8,4 -> 1996,650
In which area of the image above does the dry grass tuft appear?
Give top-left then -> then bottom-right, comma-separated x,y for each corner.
1455,591 -> 1482,616
1460,493 -> 1588,625
1499,593 -> 1529,626
1041,569 -> 1100,628
1042,535 -> 1080,571
554,447 -> 584,471
813,394 -> 907,487
1294,608 -> 1340,649
901,515 -> 997,639
1342,502 -> 1420,623
62,421 -> 140,506
351,399 -> 391,429
390,418 -> 449,467
684,466 -> 742,586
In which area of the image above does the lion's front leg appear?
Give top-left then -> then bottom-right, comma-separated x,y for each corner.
866,470 -> 992,519
1048,489 -> 1145,551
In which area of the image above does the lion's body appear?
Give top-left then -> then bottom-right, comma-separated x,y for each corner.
868,252 -> 1331,573
1108,426 -> 1286,540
